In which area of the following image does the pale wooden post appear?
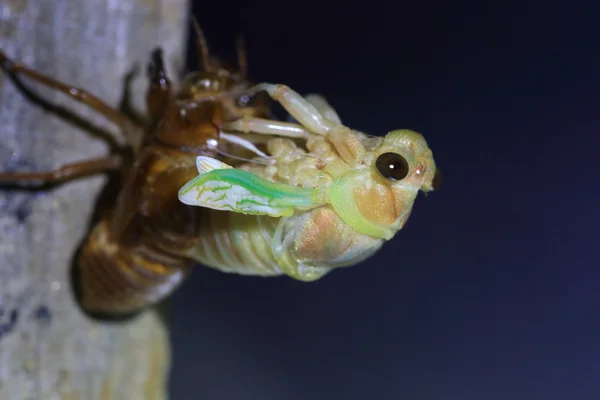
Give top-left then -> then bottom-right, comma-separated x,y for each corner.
0,1 -> 189,398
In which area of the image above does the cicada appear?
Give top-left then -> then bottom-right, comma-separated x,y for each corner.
177,84 -> 440,280
0,23 -> 439,317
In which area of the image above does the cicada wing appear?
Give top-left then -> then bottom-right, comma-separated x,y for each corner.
179,156 -> 323,217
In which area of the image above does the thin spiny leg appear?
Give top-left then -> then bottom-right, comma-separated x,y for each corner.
0,155 -> 121,184
305,94 -> 341,124
244,83 -> 337,135
243,85 -> 365,164
219,132 -> 271,158
0,50 -> 141,148
223,116 -> 310,139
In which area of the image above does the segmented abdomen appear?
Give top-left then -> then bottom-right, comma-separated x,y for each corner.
76,217 -> 192,316
185,205 -> 384,282
184,208 -> 284,276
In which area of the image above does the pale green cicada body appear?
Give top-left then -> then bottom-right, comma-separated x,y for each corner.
178,83 -> 439,281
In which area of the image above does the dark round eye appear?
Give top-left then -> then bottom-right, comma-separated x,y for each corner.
432,169 -> 442,190
375,152 -> 410,181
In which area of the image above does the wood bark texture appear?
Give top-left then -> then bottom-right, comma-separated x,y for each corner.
0,0 -> 188,398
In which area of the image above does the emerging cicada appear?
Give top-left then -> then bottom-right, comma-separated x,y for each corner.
178,84 -> 440,280
0,23 -> 439,317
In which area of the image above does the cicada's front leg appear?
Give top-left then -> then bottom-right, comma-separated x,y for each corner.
284,93 -> 342,127
224,117 -> 311,139
223,83 -> 364,165
223,84 -> 341,138
244,83 -> 337,134
304,94 -> 341,124
223,90 -> 342,139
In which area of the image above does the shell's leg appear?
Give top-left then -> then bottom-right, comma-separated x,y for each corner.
223,117 -> 310,139
243,83 -> 338,134
0,49 -> 141,148
0,155 -> 121,184
219,132 -> 271,158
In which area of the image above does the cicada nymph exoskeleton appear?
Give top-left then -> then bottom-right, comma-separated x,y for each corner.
0,22 -> 273,317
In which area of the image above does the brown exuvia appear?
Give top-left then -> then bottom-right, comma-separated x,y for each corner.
0,23 -> 272,316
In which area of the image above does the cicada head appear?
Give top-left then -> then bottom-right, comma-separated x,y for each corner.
328,129 -> 438,240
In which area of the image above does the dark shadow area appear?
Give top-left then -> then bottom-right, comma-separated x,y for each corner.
166,1 -> 600,400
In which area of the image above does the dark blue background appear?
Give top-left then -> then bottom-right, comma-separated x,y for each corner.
170,1 -> 600,399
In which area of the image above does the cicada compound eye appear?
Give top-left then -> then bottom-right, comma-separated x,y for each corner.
375,152 -> 410,181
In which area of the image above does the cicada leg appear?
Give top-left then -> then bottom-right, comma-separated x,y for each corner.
236,84 -> 367,165
223,91 -> 344,140
219,132 -> 271,158
223,117 -> 310,138
0,155 -> 121,184
241,83 -> 339,134
0,49 -> 142,149
304,94 -> 341,124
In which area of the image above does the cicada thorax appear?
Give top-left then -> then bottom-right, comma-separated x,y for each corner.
75,31 -> 273,316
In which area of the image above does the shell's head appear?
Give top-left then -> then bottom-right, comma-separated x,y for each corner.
328,129 -> 439,240
175,19 -> 272,121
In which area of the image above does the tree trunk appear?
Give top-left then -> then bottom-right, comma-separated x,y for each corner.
0,1 -> 188,398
